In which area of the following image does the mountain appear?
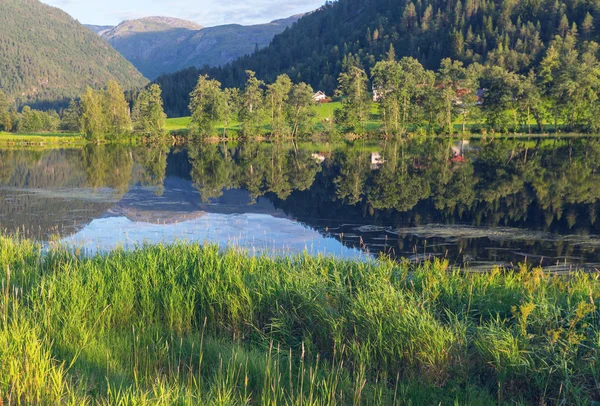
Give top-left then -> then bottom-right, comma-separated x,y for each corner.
156,0 -> 600,117
85,24 -> 115,35
0,0 -> 147,107
96,15 -> 303,80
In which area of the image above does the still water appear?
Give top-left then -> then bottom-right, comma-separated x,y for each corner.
2,138 -> 600,270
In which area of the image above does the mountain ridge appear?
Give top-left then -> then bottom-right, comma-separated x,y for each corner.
0,0 -> 147,106
91,14 -> 304,80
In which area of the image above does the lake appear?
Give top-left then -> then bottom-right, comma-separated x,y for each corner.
2,138 -> 600,271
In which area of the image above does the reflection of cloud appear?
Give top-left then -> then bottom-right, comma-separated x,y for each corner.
41,0 -> 322,26
60,214 -> 368,260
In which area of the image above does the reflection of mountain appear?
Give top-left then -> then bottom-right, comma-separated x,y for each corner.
107,177 -> 289,224
0,149 -> 116,239
0,189 -> 115,240
5,139 -> 600,270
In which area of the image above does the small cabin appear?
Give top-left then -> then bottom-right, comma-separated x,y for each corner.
313,91 -> 328,103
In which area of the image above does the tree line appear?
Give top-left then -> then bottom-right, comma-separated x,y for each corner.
155,0 -> 600,118
188,72 -> 317,137
188,30 -> 600,137
0,82 -> 168,141
347,33 -> 600,134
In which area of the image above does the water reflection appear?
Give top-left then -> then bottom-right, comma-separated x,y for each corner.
2,138 -> 600,269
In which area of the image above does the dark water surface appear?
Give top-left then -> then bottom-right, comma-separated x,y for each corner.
2,138 -> 600,270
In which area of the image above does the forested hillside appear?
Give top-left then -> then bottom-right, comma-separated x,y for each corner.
97,15 -> 302,80
0,0 -> 147,107
156,0 -> 600,116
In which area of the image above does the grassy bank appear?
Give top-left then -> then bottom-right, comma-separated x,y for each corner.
166,103 -> 600,140
2,238 -> 600,404
0,131 -> 86,145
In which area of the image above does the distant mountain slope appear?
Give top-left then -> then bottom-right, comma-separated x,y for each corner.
97,15 -> 303,80
156,0 -> 600,117
0,0 -> 147,106
85,24 -> 115,35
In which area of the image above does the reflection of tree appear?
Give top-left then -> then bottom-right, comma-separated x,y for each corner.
187,141 -> 321,204
334,147 -> 370,205
277,138 -> 600,235
82,144 -> 134,196
135,143 -> 170,196
189,142 -> 235,202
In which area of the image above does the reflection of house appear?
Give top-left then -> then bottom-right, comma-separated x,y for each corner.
451,140 -> 470,163
313,91 -> 328,103
373,88 -> 391,102
477,89 -> 486,105
373,89 -> 382,102
371,152 -> 385,169
312,153 -> 326,163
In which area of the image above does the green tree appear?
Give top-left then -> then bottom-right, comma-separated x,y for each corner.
582,13 -> 594,39
0,90 -> 10,132
80,87 -> 108,140
222,88 -> 240,137
103,80 -> 131,138
17,106 -> 39,133
335,60 -> 371,133
266,74 -> 293,136
372,59 -> 403,134
61,99 -> 82,132
287,82 -> 316,137
189,75 -> 226,137
480,66 -> 520,132
132,84 -> 167,141
398,57 -> 436,128
540,35 -> 600,131
515,70 -> 545,132
239,71 -> 265,137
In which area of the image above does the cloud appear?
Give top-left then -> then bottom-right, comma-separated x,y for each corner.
41,0 -> 323,26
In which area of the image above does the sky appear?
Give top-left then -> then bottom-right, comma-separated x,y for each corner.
41,0 -> 324,27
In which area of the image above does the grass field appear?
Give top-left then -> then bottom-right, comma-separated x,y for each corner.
2,237 -> 600,404
165,102 -> 384,135
165,103 -> 562,136
0,131 -> 85,145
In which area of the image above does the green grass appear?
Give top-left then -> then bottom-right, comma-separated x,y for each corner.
2,237 -> 600,404
0,131 -> 85,145
165,117 -> 192,131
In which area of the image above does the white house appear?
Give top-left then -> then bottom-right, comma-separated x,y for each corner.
313,91 -> 327,102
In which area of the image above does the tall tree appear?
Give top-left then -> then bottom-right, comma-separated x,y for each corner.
266,74 -> 293,136
61,99 -> 82,132
80,87 -> 107,140
103,80 -> 131,138
239,71 -> 265,137
132,84 -> 168,141
189,75 -> 226,137
372,59 -> 403,134
540,35 -> 600,130
480,66 -> 520,132
287,83 -> 316,137
0,90 -> 10,132
222,88 -> 240,137
335,59 -> 371,133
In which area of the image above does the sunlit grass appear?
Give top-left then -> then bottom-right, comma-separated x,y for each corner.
1,236 -> 600,404
0,131 -> 85,145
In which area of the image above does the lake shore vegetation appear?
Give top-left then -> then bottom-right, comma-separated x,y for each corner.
2,237 -> 600,404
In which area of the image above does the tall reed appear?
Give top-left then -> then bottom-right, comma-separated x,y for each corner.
1,236 -> 599,404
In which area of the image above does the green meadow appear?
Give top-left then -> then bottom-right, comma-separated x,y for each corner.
2,237 -> 600,405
